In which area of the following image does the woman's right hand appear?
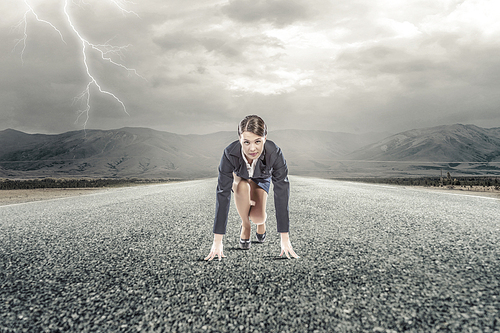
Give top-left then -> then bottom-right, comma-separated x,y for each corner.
204,234 -> 226,261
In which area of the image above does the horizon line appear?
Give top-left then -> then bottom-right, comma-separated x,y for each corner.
2,122 -> 498,137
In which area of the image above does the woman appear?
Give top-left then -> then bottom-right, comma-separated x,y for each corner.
205,115 -> 299,261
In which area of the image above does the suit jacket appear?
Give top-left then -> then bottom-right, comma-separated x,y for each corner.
213,139 -> 290,235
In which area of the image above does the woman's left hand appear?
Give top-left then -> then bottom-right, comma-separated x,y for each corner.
279,232 -> 299,259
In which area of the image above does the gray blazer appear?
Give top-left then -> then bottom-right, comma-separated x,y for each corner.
213,139 -> 290,235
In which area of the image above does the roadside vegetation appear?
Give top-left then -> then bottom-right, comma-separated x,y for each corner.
333,175 -> 500,191
2,175 -> 499,191
0,178 -> 179,190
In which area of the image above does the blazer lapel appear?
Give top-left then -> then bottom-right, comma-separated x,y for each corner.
229,142 -> 248,178
251,148 -> 268,179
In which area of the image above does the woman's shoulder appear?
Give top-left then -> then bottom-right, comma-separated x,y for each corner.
223,140 -> 241,156
264,139 -> 281,153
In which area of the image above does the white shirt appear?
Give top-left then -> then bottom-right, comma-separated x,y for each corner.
242,147 -> 256,178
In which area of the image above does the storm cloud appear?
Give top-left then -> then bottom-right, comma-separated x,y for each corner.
1,0 -> 500,135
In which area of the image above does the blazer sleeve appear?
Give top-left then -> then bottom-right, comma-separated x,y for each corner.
271,145 -> 290,233
213,149 -> 234,234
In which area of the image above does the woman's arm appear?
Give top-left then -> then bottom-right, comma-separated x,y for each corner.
271,144 -> 299,259
205,149 -> 235,261
213,151 -> 234,235
271,145 -> 290,233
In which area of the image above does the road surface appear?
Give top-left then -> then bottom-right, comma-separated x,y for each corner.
1,176 -> 499,332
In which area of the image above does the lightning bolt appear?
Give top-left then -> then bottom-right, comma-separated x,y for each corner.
108,0 -> 141,18
14,0 -> 145,131
14,0 -> 67,64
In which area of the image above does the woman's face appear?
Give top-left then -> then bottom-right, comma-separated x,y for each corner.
239,131 -> 266,161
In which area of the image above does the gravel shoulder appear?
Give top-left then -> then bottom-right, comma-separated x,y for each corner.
0,188 -> 109,206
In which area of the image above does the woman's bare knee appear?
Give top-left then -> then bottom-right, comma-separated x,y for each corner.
233,176 -> 250,195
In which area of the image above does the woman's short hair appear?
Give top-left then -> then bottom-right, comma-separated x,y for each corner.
238,115 -> 267,137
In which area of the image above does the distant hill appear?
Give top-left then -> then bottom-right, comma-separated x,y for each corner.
0,127 -> 387,179
2,124 -> 499,179
347,124 -> 500,162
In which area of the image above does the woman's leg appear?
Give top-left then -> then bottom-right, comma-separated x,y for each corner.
233,173 -> 252,239
233,174 -> 268,239
248,180 -> 268,235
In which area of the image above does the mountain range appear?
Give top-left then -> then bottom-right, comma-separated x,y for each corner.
347,124 -> 500,162
1,124 -> 499,179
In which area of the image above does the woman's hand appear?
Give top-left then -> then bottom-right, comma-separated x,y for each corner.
279,232 -> 299,259
204,234 -> 226,261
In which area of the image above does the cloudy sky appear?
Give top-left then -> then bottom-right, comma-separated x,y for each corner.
1,0 -> 500,135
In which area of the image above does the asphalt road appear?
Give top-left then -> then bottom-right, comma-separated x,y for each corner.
1,176 -> 499,332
